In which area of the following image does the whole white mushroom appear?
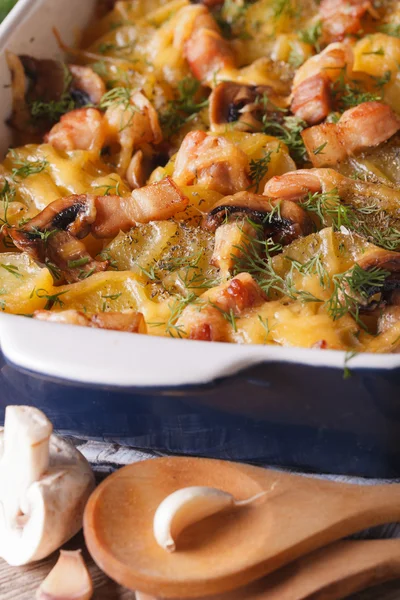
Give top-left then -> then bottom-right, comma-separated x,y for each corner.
0,405 -> 95,566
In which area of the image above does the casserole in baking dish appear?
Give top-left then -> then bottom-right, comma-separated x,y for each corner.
0,0 -> 399,477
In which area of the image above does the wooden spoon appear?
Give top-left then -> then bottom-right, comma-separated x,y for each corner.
135,539 -> 400,600
84,457 -> 400,598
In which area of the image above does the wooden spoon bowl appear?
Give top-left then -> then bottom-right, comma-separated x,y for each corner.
83,457 -> 400,598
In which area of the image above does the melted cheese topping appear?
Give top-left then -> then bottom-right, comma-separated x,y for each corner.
1,0 -> 400,353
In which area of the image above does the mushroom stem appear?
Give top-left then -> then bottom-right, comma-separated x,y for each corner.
153,486 -> 268,553
1,406 -> 52,524
36,549 -> 93,600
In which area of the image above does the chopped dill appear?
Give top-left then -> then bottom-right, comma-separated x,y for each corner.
160,77 -> 209,138
36,288 -> 67,310
1,263 -> 22,278
326,264 -> 389,325
261,115 -> 307,163
249,150 -> 273,192
343,351 -> 358,380
30,65 -> 77,123
10,153 -> 49,180
298,20 -> 323,51
67,257 -> 91,269
379,24 -> 400,38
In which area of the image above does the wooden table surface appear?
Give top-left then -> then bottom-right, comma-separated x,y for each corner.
2,533 -> 400,600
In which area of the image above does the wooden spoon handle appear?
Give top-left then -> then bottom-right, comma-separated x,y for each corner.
136,539 -> 400,600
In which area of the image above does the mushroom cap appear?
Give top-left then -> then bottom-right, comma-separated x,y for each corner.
203,191 -> 314,245
209,82 -> 285,132
357,249 -> 400,298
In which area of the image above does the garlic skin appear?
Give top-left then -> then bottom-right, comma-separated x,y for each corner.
154,486 -> 267,553
36,549 -> 93,600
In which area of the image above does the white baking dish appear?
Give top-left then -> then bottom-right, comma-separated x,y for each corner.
0,0 -> 399,478
0,0 -> 399,386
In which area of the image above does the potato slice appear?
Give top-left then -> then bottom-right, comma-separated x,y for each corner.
107,221 -> 178,273
0,253 -> 54,314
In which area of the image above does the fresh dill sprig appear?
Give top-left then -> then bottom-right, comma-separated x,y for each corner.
379,23 -> 400,38
261,115 -> 307,163
326,264 -> 389,325
10,153 -> 49,180
150,293 -> 200,338
343,350 -> 358,380
233,234 -> 322,303
209,301 -> 238,332
299,189 -> 400,251
332,70 -> 381,109
0,180 -> 16,230
99,86 -> 132,110
272,0 -> 296,20
1,263 -> 23,278
160,77 -> 209,138
93,177 -> 122,196
287,254 -> 329,289
249,150 -> 273,192
298,20 -> 322,51
36,288 -> 67,310
30,65 -> 77,123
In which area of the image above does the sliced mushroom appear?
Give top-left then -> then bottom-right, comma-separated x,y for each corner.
5,194 -> 111,283
126,150 -> 152,190
0,406 -> 95,566
203,191 -> 314,245
6,54 -> 105,140
34,309 -> 146,333
6,53 -> 66,140
357,250 -> 400,303
6,179 -> 187,282
209,82 -> 286,133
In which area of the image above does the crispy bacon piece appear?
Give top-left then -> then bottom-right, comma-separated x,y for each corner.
34,309 -> 146,333
301,102 -> 400,167
320,0 -> 378,42
6,177 -> 188,282
214,273 -> 266,315
174,131 -> 250,195
293,43 -> 353,90
186,307 -> 228,341
291,73 -> 332,125
184,8 -> 235,83
45,107 -> 106,152
130,177 -> 189,223
177,273 -> 266,341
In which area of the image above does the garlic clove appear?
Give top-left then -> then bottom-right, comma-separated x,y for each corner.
154,486 -> 267,552
36,549 -> 93,600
